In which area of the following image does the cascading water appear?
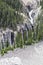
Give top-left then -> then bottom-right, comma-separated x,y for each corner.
21,0 -> 41,26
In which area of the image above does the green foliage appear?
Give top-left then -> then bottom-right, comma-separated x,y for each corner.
16,32 -> 24,48
0,49 -> 4,56
23,31 -> 27,43
36,11 -> 43,41
25,39 -> 32,45
20,37 -> 24,48
0,48 -> 7,56
0,46 -> 14,56
2,0 -> 23,11
37,26 -> 43,41
0,0 -> 23,30
40,0 -> 43,9
6,46 -> 14,51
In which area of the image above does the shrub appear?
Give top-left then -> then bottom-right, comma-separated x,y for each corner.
1,49 -> 4,56
0,46 -> 14,56
6,46 -> 14,51
25,38 -> 32,45
20,38 -> 24,48
16,32 -> 23,47
4,48 -> 7,53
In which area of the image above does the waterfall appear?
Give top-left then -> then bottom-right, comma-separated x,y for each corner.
21,0 -> 41,26
29,10 -> 35,25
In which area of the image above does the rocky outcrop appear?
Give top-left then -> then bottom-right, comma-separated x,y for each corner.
0,28 -> 16,50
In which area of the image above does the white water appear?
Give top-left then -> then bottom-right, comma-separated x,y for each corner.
0,57 -> 23,65
29,6 -> 41,25
0,41 -> 43,65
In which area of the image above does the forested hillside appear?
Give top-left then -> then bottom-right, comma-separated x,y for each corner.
0,0 -> 23,30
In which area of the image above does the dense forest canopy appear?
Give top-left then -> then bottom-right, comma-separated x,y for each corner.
0,0 -> 23,30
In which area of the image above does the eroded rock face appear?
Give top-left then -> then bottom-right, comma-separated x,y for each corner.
0,57 -> 23,65
0,28 -> 15,50
21,0 -> 41,26
21,0 -> 40,6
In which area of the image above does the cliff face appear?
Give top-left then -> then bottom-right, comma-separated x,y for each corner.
21,0 -> 40,6
20,0 -> 41,25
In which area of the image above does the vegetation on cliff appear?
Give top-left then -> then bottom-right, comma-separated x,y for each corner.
0,0 -> 23,30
